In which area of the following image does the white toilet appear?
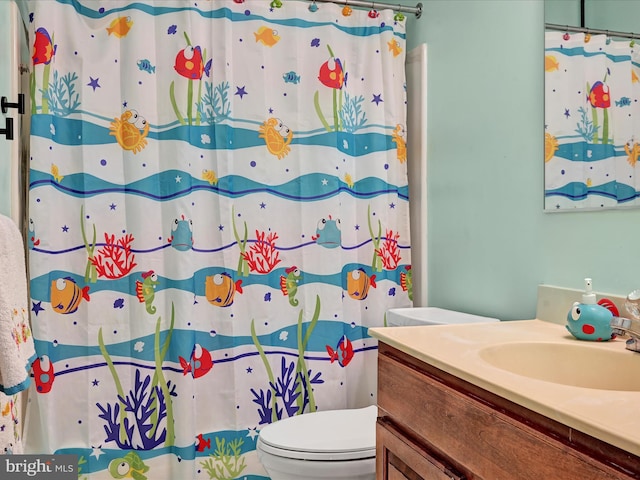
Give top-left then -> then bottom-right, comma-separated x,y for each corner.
256,307 -> 498,480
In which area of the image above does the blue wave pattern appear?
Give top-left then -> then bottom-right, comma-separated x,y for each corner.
24,1 -> 411,478
545,31 -> 640,210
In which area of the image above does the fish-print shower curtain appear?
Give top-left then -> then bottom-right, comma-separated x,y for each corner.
545,31 -> 640,210
22,1 -> 412,478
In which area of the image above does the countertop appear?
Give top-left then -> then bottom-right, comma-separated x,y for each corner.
369,319 -> 640,457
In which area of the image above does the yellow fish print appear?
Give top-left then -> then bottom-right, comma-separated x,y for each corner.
51,163 -> 64,182
254,26 -> 280,47
545,55 -> 559,72
202,169 -> 218,185
633,68 -> 639,84
344,173 -> 354,188
388,38 -> 402,57
107,16 -> 133,38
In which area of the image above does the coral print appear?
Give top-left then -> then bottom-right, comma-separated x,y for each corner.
24,1 -> 410,477
376,229 -> 402,269
242,230 -> 281,273
90,233 -> 137,279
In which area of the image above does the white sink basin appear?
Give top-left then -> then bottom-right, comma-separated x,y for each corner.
479,341 -> 640,391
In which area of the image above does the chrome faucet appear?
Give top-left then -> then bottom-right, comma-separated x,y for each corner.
610,317 -> 640,352
610,289 -> 640,353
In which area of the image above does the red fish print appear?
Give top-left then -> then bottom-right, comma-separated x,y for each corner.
32,355 -> 55,393
174,45 -> 212,80
326,335 -> 354,367
318,57 -> 345,90
179,344 -> 213,378
195,433 -> 211,452
32,27 -> 56,65
588,81 -> 611,109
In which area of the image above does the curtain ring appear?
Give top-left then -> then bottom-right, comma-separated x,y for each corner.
394,5 -> 405,21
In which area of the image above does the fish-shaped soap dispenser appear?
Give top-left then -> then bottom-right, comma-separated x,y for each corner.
566,278 -> 618,341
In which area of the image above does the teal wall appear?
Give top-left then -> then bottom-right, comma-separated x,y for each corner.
407,0 -> 640,320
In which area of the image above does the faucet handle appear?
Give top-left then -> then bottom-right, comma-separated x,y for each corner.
610,317 -> 633,330
624,289 -> 640,319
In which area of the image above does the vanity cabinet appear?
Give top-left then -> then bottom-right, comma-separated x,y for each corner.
376,342 -> 640,480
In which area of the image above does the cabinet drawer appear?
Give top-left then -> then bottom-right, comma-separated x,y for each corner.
378,351 -> 626,480
377,417 -> 466,480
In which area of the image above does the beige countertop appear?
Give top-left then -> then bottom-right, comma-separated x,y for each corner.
369,319 -> 640,457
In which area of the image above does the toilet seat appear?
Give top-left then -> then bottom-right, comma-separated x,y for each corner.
257,405 -> 377,461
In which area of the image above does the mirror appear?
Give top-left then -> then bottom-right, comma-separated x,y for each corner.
544,1 -> 640,211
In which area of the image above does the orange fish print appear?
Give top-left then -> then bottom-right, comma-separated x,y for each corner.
254,26 -> 280,47
50,277 -> 90,314
205,273 -> 243,307
107,16 -> 133,38
346,269 -> 376,300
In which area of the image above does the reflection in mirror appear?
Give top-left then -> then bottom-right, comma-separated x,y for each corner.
544,29 -> 640,211
544,1 -> 640,211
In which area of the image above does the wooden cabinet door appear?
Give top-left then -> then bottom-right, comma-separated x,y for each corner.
377,417 -> 467,480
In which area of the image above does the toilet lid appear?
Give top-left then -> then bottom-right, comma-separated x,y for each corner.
257,405 -> 377,461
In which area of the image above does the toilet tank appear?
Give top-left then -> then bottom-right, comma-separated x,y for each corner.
386,307 -> 499,327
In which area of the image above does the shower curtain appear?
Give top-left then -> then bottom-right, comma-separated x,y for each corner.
545,31 -> 640,210
22,1 -> 411,478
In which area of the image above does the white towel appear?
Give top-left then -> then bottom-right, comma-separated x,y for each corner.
0,215 -> 35,395
0,392 -> 23,454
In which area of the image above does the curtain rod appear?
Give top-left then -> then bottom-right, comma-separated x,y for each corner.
313,0 -> 422,18
545,23 -> 640,40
